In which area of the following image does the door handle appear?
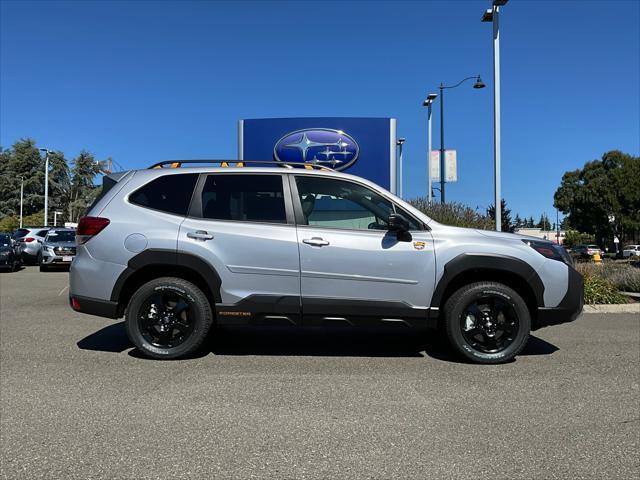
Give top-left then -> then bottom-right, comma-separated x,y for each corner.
302,237 -> 329,247
187,230 -> 214,241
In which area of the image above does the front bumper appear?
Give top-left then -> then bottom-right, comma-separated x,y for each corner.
534,266 -> 584,330
41,252 -> 76,265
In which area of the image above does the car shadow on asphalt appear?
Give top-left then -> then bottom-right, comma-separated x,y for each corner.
77,322 -> 559,363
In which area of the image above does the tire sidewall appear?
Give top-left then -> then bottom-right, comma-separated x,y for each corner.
446,284 -> 531,363
125,280 -> 211,359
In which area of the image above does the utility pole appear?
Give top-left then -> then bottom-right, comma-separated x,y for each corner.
423,94 -> 437,204
39,148 -> 51,226
19,177 -> 24,228
482,0 -> 508,231
396,138 -> 406,198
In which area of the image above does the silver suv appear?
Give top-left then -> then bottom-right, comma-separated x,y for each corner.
39,228 -> 77,271
70,161 -> 583,364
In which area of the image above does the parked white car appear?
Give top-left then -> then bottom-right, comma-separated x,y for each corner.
622,245 -> 640,258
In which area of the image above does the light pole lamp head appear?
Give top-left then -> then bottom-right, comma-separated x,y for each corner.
396,138 -> 406,146
473,76 -> 486,89
423,93 -> 438,106
493,0 -> 509,6
481,9 -> 493,22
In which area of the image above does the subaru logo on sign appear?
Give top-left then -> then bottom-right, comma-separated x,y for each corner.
273,128 -> 359,170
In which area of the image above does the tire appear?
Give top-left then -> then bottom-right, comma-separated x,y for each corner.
443,282 -> 531,364
125,277 -> 214,360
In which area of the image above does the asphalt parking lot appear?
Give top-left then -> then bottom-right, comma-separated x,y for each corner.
1,266 -> 638,479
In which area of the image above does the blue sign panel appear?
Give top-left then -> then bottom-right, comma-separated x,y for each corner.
239,117 -> 397,192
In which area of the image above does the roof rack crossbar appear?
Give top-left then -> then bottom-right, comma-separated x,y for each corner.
148,159 -> 335,171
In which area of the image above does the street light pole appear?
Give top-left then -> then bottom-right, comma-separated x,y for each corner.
437,76 -> 485,203
39,148 -> 51,227
19,177 -> 24,228
54,211 -> 62,227
483,0 -> 508,231
423,93 -> 438,204
396,138 -> 406,198
439,84 -> 445,203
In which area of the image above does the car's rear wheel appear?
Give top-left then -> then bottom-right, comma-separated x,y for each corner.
125,277 -> 213,359
443,282 -> 530,364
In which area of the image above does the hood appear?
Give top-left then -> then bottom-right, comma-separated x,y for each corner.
475,229 -> 556,244
44,241 -> 76,249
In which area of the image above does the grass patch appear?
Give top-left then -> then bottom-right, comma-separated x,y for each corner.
575,262 -> 640,294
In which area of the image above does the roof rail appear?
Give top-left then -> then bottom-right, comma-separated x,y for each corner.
148,159 -> 336,171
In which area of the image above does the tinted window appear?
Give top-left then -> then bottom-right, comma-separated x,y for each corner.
130,173 -> 198,215
46,231 -> 76,242
295,176 -> 420,231
13,229 -> 29,239
36,230 -> 49,237
200,175 -> 286,224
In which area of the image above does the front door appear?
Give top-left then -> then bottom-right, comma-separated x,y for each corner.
291,175 -> 435,327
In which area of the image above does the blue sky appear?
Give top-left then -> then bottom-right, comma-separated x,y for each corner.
1,0 -> 638,222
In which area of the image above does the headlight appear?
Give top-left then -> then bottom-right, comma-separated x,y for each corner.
522,239 -> 573,267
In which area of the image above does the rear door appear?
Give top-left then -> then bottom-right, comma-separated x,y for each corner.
291,174 -> 435,327
179,172 -> 301,325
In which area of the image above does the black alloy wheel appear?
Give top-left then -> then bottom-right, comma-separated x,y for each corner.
443,281 -> 531,364
460,296 -> 519,354
125,277 -> 214,359
138,290 -> 195,348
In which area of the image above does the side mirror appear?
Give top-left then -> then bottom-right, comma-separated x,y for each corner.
388,213 -> 410,233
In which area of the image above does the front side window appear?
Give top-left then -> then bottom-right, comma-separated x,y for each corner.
130,173 -> 198,216
295,176 -> 420,231
200,174 -> 286,224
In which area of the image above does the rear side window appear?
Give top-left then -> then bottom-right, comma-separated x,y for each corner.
200,174 -> 286,224
13,229 -> 29,239
130,173 -> 198,216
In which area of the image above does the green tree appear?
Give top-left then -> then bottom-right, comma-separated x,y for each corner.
408,199 -> 493,229
536,213 -> 551,230
513,214 -> 523,229
68,150 -> 106,222
554,151 -> 640,243
487,199 -> 514,232
0,139 -> 45,218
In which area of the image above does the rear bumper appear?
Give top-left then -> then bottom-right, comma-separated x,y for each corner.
70,295 -> 120,319
534,266 -> 584,330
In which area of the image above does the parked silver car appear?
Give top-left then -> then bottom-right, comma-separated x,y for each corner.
39,228 -> 77,271
13,227 -> 49,264
69,161 -> 583,364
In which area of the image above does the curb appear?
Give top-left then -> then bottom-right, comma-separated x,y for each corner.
582,304 -> 640,314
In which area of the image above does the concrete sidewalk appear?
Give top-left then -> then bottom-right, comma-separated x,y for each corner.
583,303 -> 640,314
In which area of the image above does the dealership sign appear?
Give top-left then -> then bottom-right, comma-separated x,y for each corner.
239,117 -> 398,192
273,128 -> 359,171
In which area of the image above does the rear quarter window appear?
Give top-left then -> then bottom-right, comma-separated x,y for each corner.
129,173 -> 199,216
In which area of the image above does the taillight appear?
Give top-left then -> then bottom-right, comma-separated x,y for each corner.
76,216 -> 110,244
70,297 -> 81,311
23,237 -> 35,243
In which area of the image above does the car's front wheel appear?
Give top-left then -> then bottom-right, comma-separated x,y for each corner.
443,282 -> 531,364
125,277 -> 214,359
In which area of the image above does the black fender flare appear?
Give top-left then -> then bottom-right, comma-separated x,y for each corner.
110,249 -> 222,304
430,253 -> 545,308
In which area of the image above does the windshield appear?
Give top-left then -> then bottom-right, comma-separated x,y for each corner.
46,231 -> 76,243
0,234 -> 10,246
